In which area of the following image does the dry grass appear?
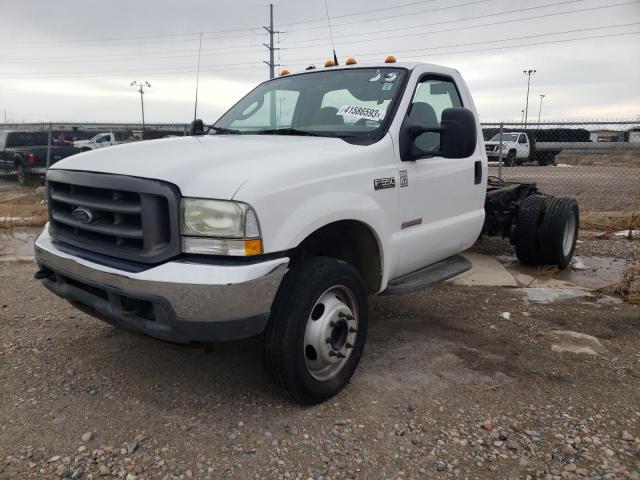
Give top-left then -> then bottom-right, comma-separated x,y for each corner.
616,264 -> 640,305
556,149 -> 640,167
0,188 -> 48,229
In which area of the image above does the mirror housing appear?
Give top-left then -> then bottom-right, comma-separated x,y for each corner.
400,107 -> 477,161
189,119 -> 206,136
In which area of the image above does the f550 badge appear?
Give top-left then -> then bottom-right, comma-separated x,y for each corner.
374,177 -> 396,190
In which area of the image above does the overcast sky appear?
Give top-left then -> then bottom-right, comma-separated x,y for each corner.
0,0 -> 639,124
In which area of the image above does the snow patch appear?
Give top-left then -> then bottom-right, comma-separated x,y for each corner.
517,287 -> 592,304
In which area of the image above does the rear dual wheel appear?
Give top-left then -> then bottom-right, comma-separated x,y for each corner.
263,257 -> 368,405
514,196 -> 579,269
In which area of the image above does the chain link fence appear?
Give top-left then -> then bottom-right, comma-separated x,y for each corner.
482,121 -> 640,227
2,120 -> 639,226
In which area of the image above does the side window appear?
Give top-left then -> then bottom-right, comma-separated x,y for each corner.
519,134 -> 527,144
229,90 -> 299,130
408,77 -> 462,153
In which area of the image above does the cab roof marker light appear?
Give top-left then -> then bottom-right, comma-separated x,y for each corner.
305,65 -> 316,71
385,55 -> 397,63
345,57 -> 357,65
280,69 -> 290,76
324,59 -> 335,68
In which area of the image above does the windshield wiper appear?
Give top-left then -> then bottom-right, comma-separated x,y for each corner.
209,126 -> 241,134
251,128 -> 325,137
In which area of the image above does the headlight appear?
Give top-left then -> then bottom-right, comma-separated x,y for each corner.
181,198 -> 262,256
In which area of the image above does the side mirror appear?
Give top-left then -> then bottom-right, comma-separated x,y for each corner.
400,107 -> 477,161
189,119 -> 206,136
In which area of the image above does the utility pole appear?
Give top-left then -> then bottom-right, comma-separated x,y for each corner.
130,81 -> 151,128
263,4 -> 280,127
537,94 -> 546,127
521,109 -> 525,124
263,4 -> 281,79
522,69 -> 536,130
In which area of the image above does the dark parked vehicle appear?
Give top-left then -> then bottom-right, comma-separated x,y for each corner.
0,131 -> 80,185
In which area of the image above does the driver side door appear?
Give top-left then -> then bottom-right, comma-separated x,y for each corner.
394,74 -> 485,276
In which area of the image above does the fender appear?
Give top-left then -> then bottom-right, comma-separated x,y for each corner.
260,190 -> 394,292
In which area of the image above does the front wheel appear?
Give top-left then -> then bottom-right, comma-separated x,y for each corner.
263,257 -> 368,405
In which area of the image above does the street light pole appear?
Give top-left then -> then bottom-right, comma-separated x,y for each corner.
521,109 -> 525,124
130,81 -> 151,128
537,94 -> 546,127
522,69 -> 536,130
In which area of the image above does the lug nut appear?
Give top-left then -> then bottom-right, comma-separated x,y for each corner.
345,342 -> 354,349
349,327 -> 357,333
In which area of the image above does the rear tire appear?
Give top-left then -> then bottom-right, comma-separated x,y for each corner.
16,163 -> 33,186
263,257 -> 368,405
538,197 -> 579,269
514,195 -> 547,266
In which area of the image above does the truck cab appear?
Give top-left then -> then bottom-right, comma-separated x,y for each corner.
484,131 -> 530,166
34,60 -> 578,404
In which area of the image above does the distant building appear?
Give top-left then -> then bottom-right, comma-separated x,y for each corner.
628,127 -> 640,143
589,129 -> 626,142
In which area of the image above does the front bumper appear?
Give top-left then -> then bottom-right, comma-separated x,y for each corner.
34,228 -> 289,343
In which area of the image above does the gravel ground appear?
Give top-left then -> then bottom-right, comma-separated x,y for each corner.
1,258 -> 639,480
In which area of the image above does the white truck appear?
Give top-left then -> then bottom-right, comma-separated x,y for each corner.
34,60 -> 579,404
73,132 -> 123,151
484,131 -> 558,166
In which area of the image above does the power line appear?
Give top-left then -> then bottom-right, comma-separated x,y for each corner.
0,26 -> 263,48
279,0 -> 640,49
281,22 -> 640,62
284,0 -> 496,33
284,30 -> 640,67
0,46 -> 267,64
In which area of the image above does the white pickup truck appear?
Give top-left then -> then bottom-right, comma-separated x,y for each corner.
485,131 -> 558,166
73,132 -> 123,151
34,60 -> 579,404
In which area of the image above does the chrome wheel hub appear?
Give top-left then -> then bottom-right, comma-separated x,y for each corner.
304,286 -> 358,381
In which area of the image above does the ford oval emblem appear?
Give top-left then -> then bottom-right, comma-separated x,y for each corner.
71,207 -> 94,224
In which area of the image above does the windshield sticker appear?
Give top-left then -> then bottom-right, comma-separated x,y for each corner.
337,105 -> 385,122
368,70 -> 381,82
383,72 -> 398,83
381,83 -> 393,91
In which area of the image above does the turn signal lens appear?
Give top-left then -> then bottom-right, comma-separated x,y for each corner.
384,55 -> 397,63
244,238 -> 263,256
182,237 -> 263,256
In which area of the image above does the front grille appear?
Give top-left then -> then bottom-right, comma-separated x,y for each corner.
47,170 -> 181,264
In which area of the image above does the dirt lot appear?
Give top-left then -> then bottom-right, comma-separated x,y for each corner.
1,232 -> 639,480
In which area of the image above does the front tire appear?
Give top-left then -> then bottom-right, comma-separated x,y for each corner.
263,257 -> 368,405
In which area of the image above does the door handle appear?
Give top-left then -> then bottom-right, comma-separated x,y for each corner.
474,160 -> 482,185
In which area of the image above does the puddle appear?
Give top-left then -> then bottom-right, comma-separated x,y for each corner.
505,255 -> 628,290
555,256 -> 628,290
517,287 -> 592,304
0,227 -> 40,257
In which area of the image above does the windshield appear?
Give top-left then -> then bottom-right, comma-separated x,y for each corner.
214,67 -> 407,139
490,133 -> 518,142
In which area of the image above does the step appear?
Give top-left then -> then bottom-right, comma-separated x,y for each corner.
381,254 -> 472,296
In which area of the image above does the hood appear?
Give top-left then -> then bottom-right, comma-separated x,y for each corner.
74,140 -> 90,145
51,135 -> 363,199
